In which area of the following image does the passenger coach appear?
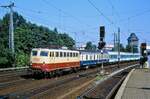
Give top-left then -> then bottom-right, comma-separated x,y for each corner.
80,50 -> 109,68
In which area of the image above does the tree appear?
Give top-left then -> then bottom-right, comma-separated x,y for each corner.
85,41 -> 97,50
120,44 -> 125,52
0,12 -> 75,67
54,27 -> 58,33
112,43 -> 125,52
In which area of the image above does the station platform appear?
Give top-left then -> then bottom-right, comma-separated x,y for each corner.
115,68 -> 150,99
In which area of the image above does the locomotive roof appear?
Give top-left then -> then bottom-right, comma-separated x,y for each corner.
32,48 -> 79,52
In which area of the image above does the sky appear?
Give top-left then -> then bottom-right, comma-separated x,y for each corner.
0,0 -> 150,47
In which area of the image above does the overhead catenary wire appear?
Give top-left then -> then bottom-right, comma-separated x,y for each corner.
16,7 -> 95,34
16,7 -> 97,42
120,9 -> 150,22
87,0 -> 115,25
41,0 -> 102,44
107,0 -> 120,18
42,0 -> 92,28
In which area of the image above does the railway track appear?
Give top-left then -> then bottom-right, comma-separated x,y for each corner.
0,69 -> 30,85
78,64 -> 140,99
0,69 -> 98,99
0,61 -> 139,99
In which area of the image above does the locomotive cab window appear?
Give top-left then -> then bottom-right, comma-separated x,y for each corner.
32,51 -> 38,56
40,51 -> 48,56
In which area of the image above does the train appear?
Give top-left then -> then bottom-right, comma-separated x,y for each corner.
30,48 -> 140,75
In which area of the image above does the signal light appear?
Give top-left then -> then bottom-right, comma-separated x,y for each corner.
140,43 -> 147,56
100,26 -> 105,42
98,42 -> 106,50
100,26 -> 105,38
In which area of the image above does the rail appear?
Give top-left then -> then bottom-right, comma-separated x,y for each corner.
0,66 -> 29,71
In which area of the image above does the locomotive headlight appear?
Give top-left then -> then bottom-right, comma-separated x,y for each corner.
30,61 -> 32,66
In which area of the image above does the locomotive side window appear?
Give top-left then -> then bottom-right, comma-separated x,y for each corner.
32,51 -> 38,56
49,52 -> 52,57
64,52 -> 66,57
56,52 -> 59,57
76,53 -> 78,57
49,52 -> 54,57
70,53 -> 72,57
40,51 -> 48,56
51,52 -> 54,57
67,52 -> 69,57
73,53 -> 75,57
60,52 -> 63,57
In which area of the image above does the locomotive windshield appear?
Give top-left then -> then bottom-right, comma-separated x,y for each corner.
32,50 -> 38,56
40,51 -> 48,56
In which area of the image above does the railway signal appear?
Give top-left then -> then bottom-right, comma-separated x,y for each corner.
140,43 -> 148,68
98,26 -> 106,50
98,26 -> 106,74
140,43 -> 147,56
100,26 -> 105,42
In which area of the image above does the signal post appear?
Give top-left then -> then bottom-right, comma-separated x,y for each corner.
98,26 -> 106,74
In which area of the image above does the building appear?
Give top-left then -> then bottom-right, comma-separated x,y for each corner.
76,44 -> 86,50
127,33 -> 139,53
127,33 -> 139,47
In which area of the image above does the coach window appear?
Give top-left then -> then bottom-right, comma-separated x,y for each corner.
90,55 -> 92,60
82,54 -> 83,60
86,55 -> 88,60
56,52 -> 59,57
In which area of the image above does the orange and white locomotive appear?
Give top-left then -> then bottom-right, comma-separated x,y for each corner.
30,48 -> 80,73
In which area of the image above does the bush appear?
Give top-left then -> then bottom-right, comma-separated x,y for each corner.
15,52 -> 29,67
0,47 -> 14,68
